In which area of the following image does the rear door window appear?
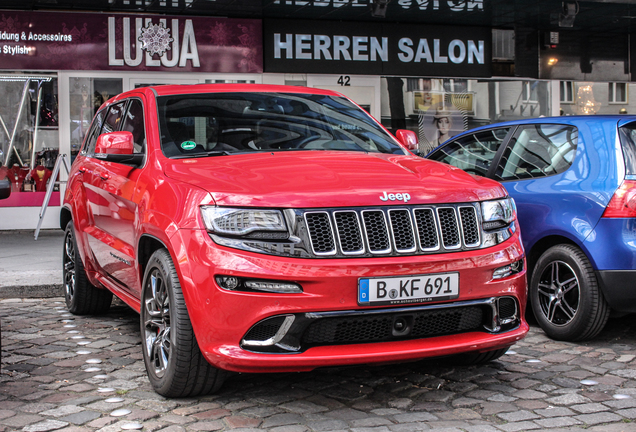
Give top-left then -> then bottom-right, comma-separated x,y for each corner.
495,124 -> 578,181
427,128 -> 511,177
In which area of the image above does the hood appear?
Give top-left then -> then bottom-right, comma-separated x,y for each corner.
163,151 -> 507,208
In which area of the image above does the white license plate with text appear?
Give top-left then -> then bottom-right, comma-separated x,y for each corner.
358,273 -> 459,306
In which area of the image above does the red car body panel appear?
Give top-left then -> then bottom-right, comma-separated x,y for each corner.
171,227 -> 526,373
63,84 -> 528,374
162,152 -> 507,209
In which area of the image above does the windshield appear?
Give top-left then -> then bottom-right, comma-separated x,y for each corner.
156,92 -> 407,158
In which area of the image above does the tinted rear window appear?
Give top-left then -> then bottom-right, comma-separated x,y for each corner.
619,123 -> 636,175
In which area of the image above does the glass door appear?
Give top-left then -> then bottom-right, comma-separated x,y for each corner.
127,77 -> 200,91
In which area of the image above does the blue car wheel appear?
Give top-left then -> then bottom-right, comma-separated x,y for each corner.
530,244 -> 610,341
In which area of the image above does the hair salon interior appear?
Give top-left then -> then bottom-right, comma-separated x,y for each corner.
0,0 -> 634,230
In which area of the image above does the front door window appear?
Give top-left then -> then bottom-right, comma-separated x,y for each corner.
495,124 -> 578,181
69,78 -> 123,158
428,128 -> 511,177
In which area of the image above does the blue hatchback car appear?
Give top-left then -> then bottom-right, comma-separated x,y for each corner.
427,116 -> 636,341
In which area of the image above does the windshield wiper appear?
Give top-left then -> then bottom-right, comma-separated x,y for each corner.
171,150 -> 231,159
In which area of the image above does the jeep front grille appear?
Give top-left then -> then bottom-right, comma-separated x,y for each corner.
304,204 -> 480,258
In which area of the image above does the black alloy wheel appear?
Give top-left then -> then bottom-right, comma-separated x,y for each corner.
143,266 -> 172,379
530,244 -> 609,341
140,248 -> 226,397
536,260 -> 579,326
63,221 -> 112,315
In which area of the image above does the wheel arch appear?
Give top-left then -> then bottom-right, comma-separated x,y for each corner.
526,235 -> 580,278
60,205 -> 72,231
138,234 -> 169,283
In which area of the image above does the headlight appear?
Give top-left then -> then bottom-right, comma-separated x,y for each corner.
481,198 -> 516,230
201,207 -> 288,238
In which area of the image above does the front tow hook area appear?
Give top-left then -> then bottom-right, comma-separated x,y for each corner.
392,315 -> 414,337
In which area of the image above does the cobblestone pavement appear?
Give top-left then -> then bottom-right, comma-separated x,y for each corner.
3,298 -> 636,432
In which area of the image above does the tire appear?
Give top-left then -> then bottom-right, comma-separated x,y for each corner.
530,244 -> 609,341
63,221 -> 112,315
140,249 -> 226,397
450,347 -> 510,366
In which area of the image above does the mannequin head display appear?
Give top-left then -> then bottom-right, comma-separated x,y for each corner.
432,109 -> 453,147
81,85 -> 90,107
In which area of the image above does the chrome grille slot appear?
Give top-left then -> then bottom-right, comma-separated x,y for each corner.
334,211 -> 365,255
304,211 -> 336,255
414,208 -> 439,251
437,207 -> 461,249
361,210 -> 391,254
459,206 -> 480,247
388,209 -> 416,253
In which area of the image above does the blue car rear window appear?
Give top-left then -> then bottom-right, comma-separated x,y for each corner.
619,124 -> 636,176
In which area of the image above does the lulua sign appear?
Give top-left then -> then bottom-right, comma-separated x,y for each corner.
0,11 -> 262,73
108,17 -> 200,68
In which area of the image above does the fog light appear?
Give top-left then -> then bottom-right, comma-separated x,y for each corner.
216,275 -> 303,293
244,280 -> 302,293
217,276 -> 240,290
493,260 -> 523,280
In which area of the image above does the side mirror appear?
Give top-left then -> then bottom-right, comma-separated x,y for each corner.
395,129 -> 419,153
96,131 -> 134,155
95,131 -> 143,165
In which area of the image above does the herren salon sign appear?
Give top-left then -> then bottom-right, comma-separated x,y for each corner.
0,11 -> 262,73
264,20 -> 491,77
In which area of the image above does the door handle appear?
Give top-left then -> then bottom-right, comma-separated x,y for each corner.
78,166 -> 86,174
99,173 -> 110,181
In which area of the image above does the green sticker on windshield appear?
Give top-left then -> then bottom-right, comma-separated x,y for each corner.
181,141 -> 196,150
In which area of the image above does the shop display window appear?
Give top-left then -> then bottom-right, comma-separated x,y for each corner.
0,74 -> 60,207
381,77 -> 558,155
69,78 -> 122,158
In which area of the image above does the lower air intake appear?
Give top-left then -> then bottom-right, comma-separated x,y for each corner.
302,306 -> 484,345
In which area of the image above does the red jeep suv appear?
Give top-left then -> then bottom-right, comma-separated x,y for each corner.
62,84 -> 527,397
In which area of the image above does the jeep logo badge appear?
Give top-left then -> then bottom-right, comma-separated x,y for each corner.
380,191 -> 411,203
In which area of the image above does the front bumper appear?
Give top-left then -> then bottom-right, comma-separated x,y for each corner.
171,228 -> 527,373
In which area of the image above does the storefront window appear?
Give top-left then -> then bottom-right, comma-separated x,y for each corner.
381,77 -> 559,154
0,74 -> 59,207
69,78 -> 122,158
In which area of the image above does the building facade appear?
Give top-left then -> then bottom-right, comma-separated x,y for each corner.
0,1 -> 633,229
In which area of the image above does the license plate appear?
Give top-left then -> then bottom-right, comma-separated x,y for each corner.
358,273 -> 459,306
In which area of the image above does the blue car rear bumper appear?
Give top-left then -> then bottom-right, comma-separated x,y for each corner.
585,218 -> 636,311
596,270 -> 636,312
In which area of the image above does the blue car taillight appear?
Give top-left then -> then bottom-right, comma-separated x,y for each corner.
602,180 -> 636,218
